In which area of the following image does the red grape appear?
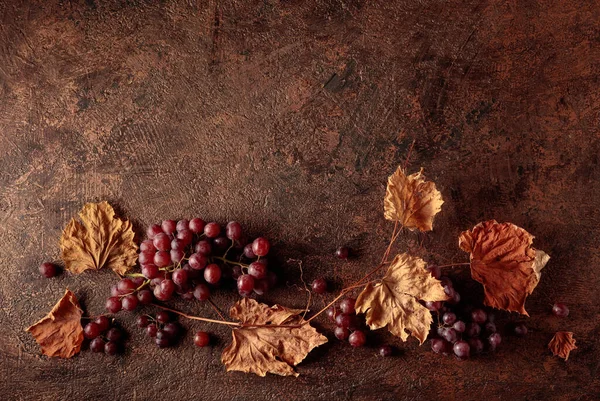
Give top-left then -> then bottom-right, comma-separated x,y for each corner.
194,331 -> 210,347
176,219 -> 189,231
90,337 -> 105,352
189,253 -> 207,270
39,262 -> 59,278
204,222 -> 221,238
84,322 -> 101,339
194,240 -> 212,256
154,251 -> 171,268
153,233 -> 171,252
193,283 -> 210,301
248,262 -> 267,279
94,316 -> 110,333
146,224 -> 162,239
251,237 -> 270,257
311,278 -> 327,294
339,298 -> 356,314
226,221 -> 242,240
121,294 -> 139,311
189,218 -> 205,233
334,326 -> 349,340
237,274 -> 255,294
552,302 -> 569,318
335,247 -> 349,259
161,220 -> 177,234
106,297 -> 122,313
348,330 -> 366,347
140,240 -> 155,252
204,264 -> 222,284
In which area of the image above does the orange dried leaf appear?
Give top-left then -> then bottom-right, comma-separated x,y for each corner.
384,167 -> 444,232
221,298 -> 327,377
458,220 -> 549,316
549,331 -> 577,361
60,201 -> 138,275
26,289 -> 84,358
355,253 -> 449,344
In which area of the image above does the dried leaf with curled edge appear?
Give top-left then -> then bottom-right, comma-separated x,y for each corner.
60,201 -> 138,275
384,167 -> 444,231
355,253 -> 449,344
549,331 -> 577,361
26,289 -> 84,358
221,298 -> 327,377
458,220 -> 550,316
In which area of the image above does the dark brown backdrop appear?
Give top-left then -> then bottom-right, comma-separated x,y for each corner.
1,1 -> 599,400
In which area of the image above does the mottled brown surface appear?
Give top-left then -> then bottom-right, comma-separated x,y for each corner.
1,0 -> 599,400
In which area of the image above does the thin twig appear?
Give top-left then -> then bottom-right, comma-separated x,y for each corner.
152,304 -> 240,326
208,298 -> 227,321
287,258 -> 312,320
436,262 -> 470,269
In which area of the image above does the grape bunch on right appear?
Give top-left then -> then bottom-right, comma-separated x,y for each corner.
425,267 -> 506,360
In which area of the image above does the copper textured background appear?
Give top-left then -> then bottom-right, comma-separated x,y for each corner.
1,0 -> 599,400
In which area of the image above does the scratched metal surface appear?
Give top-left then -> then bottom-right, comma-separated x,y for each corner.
0,1 -> 599,400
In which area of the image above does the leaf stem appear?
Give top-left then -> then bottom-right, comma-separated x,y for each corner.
436,262 -> 470,269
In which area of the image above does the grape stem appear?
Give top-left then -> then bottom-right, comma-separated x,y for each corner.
213,256 -> 248,268
152,304 -> 240,327
436,262 -> 470,268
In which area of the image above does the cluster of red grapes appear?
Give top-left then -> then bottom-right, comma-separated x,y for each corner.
425,268 -> 507,359
136,311 -> 183,348
83,316 -> 124,355
326,298 -> 367,347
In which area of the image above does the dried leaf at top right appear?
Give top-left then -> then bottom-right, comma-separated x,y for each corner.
384,167 -> 444,232
459,220 -> 550,316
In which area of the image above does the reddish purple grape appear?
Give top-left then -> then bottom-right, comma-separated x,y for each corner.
552,302 -> 569,318
348,330 -> 366,347
172,269 -> 189,286
485,322 -> 497,334
204,264 -> 222,284
160,279 -> 176,297
136,315 -> 151,328
195,240 -> 212,255
251,237 -> 270,257
153,285 -> 169,301
442,312 -> 457,325
213,236 -> 230,252
106,297 -> 122,313
140,240 -> 156,252
442,328 -> 458,343
194,331 -> 210,347
311,278 -> 327,294
453,340 -> 470,359
248,262 -> 267,279
488,333 -> 502,350
90,337 -> 105,352
161,220 -> 177,234
514,323 -> 528,337
156,311 -> 171,324
163,322 -> 181,339
379,345 -> 393,357
226,221 -> 242,240
204,222 -> 221,238
334,326 -> 350,340
335,313 -> 353,328
431,338 -> 447,354
339,298 -> 356,314
189,218 -> 205,233
117,278 -> 136,294
425,301 -> 443,311
471,309 -> 487,324
146,323 -> 158,337
141,264 -> 159,279
121,294 -> 139,311
193,283 -> 210,301
154,251 -> 171,268
104,341 -> 119,355
170,249 -> 185,264
84,322 -> 101,339
153,233 -> 171,252
468,338 -> 484,354
176,219 -> 190,232
326,306 -> 338,321
146,224 -> 162,239
335,246 -> 349,259
237,274 -> 255,294
243,243 -> 256,259
106,327 -> 123,342
138,251 -> 154,265
253,279 -> 269,295
177,229 -> 193,245
170,239 -> 185,251
453,321 -> 466,333
94,316 -> 110,333
39,262 -> 60,278
466,323 -> 481,337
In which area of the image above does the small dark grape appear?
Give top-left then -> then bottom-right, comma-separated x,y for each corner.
226,221 -> 242,240
146,323 -> 158,337
106,297 -> 122,313
195,240 -> 212,256
334,326 -> 349,340
251,237 -> 270,257
156,311 -> 171,324
193,284 -> 210,301
212,236 -> 230,252
90,337 -> 105,353
335,247 -> 349,259
146,224 -> 162,239
39,262 -> 60,278
121,294 -> 139,311
204,264 -> 222,284
243,243 -> 256,259
106,327 -> 123,342
339,298 -> 356,314
237,274 -> 255,294
176,219 -> 190,232
453,321 -> 466,333
335,313 -> 353,328
155,331 -> 171,348
488,333 -> 502,350
137,289 -> 153,305
379,345 -> 393,357
453,340 -> 470,359
310,278 -> 327,294
204,222 -> 221,238
485,322 -> 497,334
471,309 -> 487,324
348,330 -> 366,347
104,341 -> 119,355
253,279 -> 269,295
189,218 -> 205,233
248,262 -> 268,279
94,316 -> 110,333
136,315 -> 151,328
468,338 -> 484,354
514,323 -> 528,337
194,331 -> 210,347
442,328 -> 458,343
552,302 -> 569,318
466,323 -> 481,337
161,220 -> 177,234
326,306 -> 338,321
425,301 -> 443,311
431,338 -> 447,354
163,322 -> 181,339
442,312 -> 457,325
84,322 -> 101,339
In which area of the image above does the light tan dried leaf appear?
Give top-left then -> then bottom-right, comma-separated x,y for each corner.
355,253 -> 449,344
458,220 -> 550,316
384,167 -> 444,232
26,289 -> 84,358
549,331 -> 577,361
60,201 -> 137,275
221,298 -> 327,377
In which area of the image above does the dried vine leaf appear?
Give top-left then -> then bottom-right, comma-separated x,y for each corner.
458,220 -> 550,316
60,201 -> 138,275
221,298 -> 327,377
26,289 -> 84,358
355,253 -> 449,344
549,331 -> 577,361
384,167 -> 444,231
